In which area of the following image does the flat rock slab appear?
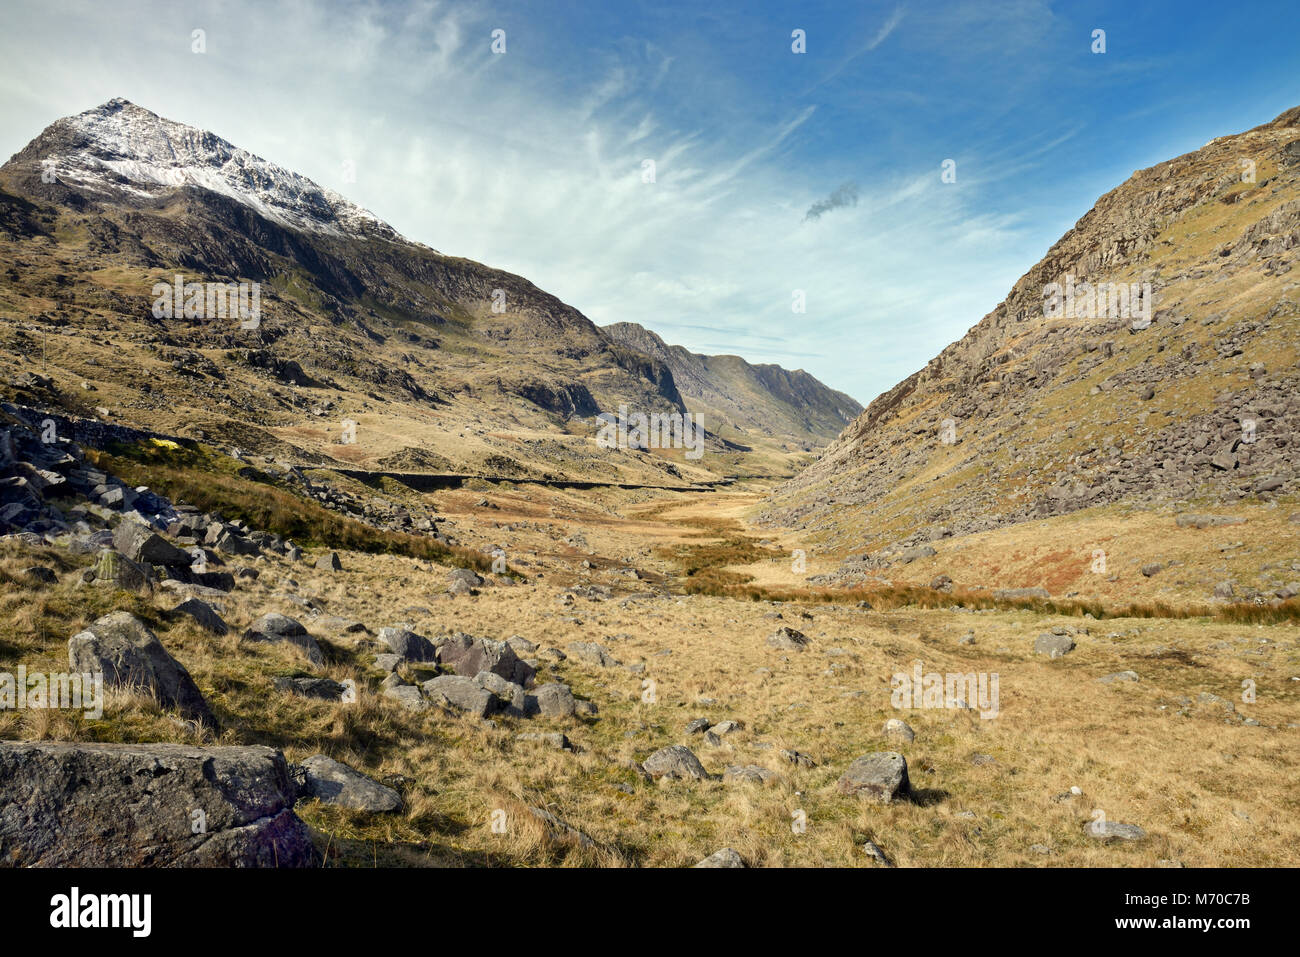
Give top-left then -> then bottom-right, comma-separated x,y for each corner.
298,755 -> 401,812
1086,821 -> 1147,842
0,741 -> 316,866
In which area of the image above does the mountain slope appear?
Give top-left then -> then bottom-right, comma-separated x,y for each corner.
761,106 -> 1300,567
0,99 -> 722,485
603,321 -> 862,448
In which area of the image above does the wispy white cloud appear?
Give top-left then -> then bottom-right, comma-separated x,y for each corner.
0,0 -> 1056,402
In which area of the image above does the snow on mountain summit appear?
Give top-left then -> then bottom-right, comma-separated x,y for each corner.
41,98 -> 402,241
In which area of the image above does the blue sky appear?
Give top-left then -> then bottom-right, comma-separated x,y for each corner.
1,0 -> 1297,403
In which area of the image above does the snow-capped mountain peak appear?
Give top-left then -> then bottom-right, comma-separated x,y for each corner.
37,98 -> 402,241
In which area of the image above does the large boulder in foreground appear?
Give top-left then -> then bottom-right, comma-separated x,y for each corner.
68,611 -> 214,725
837,751 -> 911,803
0,742 -> 316,866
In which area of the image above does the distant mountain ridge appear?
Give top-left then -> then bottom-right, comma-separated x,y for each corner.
603,321 -> 862,447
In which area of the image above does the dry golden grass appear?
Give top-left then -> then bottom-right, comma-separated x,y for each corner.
4,478 -> 1296,868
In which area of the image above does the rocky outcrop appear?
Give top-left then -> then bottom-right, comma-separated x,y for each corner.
0,742 -> 316,866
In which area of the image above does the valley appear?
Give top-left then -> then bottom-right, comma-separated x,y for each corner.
1,95 -> 1297,871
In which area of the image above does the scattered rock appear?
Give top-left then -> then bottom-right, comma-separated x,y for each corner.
438,633 -> 535,686
883,718 -> 915,743
1086,821 -> 1147,842
297,754 -> 401,812
642,745 -> 709,781
1097,670 -> 1140,684
516,732 -> 571,750
315,551 -> 343,572
723,764 -> 777,785
862,841 -> 893,866
172,597 -> 229,635
243,613 -> 325,666
566,641 -> 619,668
274,676 -> 349,701
837,751 -> 911,803
694,847 -> 745,868
767,626 -> 810,651
422,674 -> 496,717
68,611 -> 214,725
376,626 -> 437,663
1034,633 -> 1076,658
994,587 -> 1050,601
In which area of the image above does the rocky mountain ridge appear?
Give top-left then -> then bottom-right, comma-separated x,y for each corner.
761,105 -> 1300,562
604,321 -> 862,447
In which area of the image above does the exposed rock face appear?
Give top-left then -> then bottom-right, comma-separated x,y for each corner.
0,742 -> 316,866
67,611 -> 214,725
762,105 -> 1300,563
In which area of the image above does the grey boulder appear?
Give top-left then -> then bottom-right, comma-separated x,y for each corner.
837,751 -> 911,803
643,745 -> 709,781
297,755 -> 401,812
694,847 -> 745,868
68,611 -> 214,725
243,613 -> 325,666
0,741 -> 315,866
